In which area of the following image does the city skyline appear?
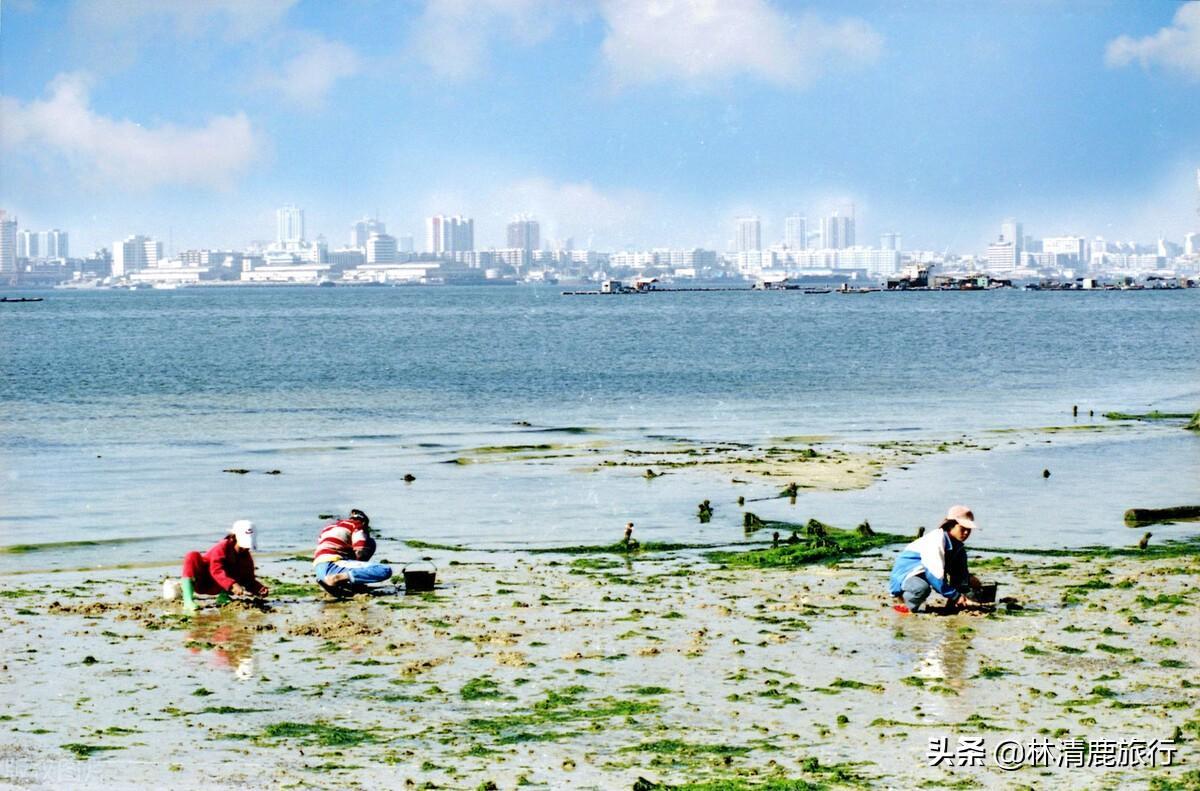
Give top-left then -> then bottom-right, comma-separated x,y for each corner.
2,2 -> 1199,254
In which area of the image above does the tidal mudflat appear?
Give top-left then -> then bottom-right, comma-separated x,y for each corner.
1,532 -> 1197,790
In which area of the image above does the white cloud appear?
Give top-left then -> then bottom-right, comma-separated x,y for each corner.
1105,2 -> 1200,80
599,0 -> 883,90
495,177 -> 652,247
415,176 -> 655,248
411,0 -> 588,80
0,73 -> 263,191
254,35 -> 362,110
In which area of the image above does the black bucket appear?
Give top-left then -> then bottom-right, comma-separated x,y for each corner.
403,560 -> 437,594
973,582 -> 998,604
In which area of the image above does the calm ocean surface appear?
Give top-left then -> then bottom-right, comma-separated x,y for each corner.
2,286 -> 1198,571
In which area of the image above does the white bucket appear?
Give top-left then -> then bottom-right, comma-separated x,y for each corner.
162,578 -> 182,601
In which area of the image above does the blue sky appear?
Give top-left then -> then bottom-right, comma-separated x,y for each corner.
2,0 -> 1198,255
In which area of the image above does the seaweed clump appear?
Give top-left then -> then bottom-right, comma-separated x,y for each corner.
707,520 -> 904,568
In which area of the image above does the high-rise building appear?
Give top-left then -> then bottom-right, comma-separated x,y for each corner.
0,211 -> 16,274
366,232 -> 398,264
398,234 -> 415,254
1185,232 -> 1199,256
425,215 -> 474,256
735,216 -> 761,252
820,210 -> 855,250
1000,218 -> 1023,261
506,216 -> 540,254
17,229 -> 38,259
351,217 -> 386,250
112,235 -> 162,278
277,205 -> 306,246
784,215 -> 807,250
44,229 -> 68,259
880,232 -> 901,251
986,240 -> 1017,273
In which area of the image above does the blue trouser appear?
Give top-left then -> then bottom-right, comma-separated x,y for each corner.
314,559 -> 392,586
899,574 -> 932,611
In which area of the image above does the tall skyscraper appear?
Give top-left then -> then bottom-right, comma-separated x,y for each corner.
44,229 -> 68,259
1001,218 -> 1023,260
506,216 -> 540,254
1185,232 -> 1198,256
351,217 -> 386,249
820,210 -> 855,250
277,205 -> 306,246
425,215 -> 474,256
398,234 -> 415,254
880,232 -> 901,251
17,229 -> 38,259
0,211 -> 16,274
784,215 -> 807,250
735,216 -> 761,252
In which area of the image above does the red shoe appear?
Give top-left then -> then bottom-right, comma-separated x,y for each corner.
893,603 -> 911,614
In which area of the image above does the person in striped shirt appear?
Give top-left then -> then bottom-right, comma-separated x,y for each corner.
313,509 -> 393,596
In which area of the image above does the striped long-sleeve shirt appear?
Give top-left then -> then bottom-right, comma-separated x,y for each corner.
313,519 -> 370,564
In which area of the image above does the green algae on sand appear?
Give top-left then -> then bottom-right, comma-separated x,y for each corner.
224,721 -> 377,747
61,743 -> 124,760
706,522 -> 904,568
1103,410 -> 1194,422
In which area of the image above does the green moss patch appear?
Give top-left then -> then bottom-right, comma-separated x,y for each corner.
61,743 -> 124,759
707,522 -> 904,568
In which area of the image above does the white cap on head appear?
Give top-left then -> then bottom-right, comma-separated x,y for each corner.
232,519 -> 257,550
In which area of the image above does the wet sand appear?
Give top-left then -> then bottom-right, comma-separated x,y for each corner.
1,539 -> 1196,789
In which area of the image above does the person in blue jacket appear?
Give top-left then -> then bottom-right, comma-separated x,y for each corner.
889,505 -> 982,613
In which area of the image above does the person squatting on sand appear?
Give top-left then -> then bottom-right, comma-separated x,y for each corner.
314,509 -> 392,596
170,520 -> 268,613
888,504 -> 982,614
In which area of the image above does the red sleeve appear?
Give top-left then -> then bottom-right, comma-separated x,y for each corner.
241,552 -> 266,594
205,539 -> 238,591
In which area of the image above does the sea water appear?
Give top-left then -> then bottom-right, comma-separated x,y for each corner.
1,286 -> 1197,572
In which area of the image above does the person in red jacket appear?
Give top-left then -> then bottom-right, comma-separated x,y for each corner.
177,520 -> 269,612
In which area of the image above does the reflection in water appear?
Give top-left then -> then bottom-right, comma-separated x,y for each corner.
184,610 -> 264,679
912,624 -> 972,689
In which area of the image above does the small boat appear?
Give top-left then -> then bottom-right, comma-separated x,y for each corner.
0,296 -> 44,302
803,288 -> 831,294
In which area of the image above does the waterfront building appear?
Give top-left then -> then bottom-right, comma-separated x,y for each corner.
112,235 -> 162,278
1043,236 -> 1088,268
398,234 -> 415,254
1186,233 -> 1198,256
775,246 -> 898,276
986,240 -> 1017,273
366,232 -> 399,264
326,248 -> 366,269
240,263 -> 332,283
735,216 -> 762,252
